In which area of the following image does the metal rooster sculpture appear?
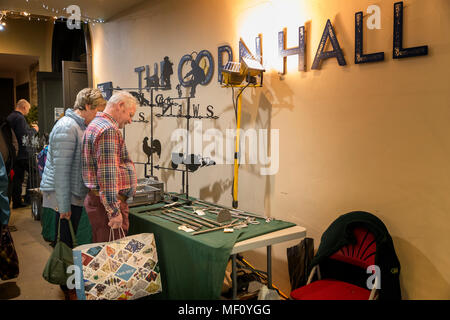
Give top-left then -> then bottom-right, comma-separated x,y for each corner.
143,137 -> 161,164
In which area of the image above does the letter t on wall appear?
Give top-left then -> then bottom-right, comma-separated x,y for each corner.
278,26 -> 306,74
134,66 -> 145,92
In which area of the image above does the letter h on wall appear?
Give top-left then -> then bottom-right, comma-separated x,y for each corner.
278,26 -> 306,74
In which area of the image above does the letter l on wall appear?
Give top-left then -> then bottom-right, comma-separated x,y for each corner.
355,12 -> 384,64
393,1 -> 428,59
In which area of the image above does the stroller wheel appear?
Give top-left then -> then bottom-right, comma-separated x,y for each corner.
31,193 -> 42,221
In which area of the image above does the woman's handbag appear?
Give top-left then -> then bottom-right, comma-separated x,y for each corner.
42,219 -> 77,285
0,224 -> 19,280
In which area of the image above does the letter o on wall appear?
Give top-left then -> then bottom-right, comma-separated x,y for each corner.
196,50 -> 214,85
178,50 -> 214,87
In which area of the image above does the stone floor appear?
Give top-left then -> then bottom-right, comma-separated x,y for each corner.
0,205 -> 64,300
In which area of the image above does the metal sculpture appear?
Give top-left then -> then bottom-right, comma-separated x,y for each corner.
170,153 -> 216,172
142,137 -> 161,163
178,51 -> 214,98
161,56 -> 174,88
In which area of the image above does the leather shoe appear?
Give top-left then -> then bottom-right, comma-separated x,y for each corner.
64,289 -> 78,300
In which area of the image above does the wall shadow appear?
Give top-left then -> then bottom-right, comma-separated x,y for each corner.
391,236 -> 450,300
199,178 -> 233,203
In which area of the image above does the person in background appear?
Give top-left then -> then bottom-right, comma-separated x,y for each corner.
7,99 -> 38,208
0,116 -> 18,201
40,88 -> 106,300
0,153 -> 10,227
82,91 -> 138,243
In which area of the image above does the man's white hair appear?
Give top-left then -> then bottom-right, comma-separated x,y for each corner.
107,91 -> 138,110
16,99 -> 30,110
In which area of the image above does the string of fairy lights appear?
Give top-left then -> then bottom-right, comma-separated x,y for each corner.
0,0 -> 105,31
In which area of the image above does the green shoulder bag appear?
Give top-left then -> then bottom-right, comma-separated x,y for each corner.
42,219 -> 77,285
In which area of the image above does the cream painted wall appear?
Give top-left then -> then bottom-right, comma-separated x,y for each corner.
0,18 -> 53,72
91,0 -> 450,299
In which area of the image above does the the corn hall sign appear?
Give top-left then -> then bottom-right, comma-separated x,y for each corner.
98,1 -> 428,100
194,2 -> 425,86
230,1 -> 428,76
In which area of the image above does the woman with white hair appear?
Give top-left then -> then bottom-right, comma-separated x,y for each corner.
40,88 -> 106,300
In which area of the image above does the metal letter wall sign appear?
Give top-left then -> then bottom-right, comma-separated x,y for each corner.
355,11 -> 385,64
278,26 -> 306,74
102,4 -> 432,102
134,66 -> 146,92
218,45 -> 233,83
239,35 -> 263,63
134,57 -> 175,92
393,1 -> 428,59
311,19 -> 347,70
146,63 -> 160,89
177,50 -> 214,98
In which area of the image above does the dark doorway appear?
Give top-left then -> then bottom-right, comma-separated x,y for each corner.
63,61 -> 88,109
37,72 -> 63,136
51,20 -> 87,73
51,20 -> 91,109
16,82 -> 30,102
0,78 -> 14,120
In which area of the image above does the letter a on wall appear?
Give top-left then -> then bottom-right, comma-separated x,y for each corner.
311,19 -> 346,70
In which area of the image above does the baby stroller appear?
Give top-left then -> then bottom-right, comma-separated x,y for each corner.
24,134 -> 47,221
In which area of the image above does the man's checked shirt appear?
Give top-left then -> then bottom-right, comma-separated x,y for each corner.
82,112 -> 137,218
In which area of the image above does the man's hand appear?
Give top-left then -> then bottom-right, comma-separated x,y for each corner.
60,211 -> 71,220
108,213 -> 123,229
31,123 -> 39,132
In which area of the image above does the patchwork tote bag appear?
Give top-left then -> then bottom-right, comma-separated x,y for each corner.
72,229 -> 162,300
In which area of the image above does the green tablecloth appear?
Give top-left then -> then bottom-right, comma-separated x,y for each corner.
128,198 -> 296,300
41,207 -> 93,245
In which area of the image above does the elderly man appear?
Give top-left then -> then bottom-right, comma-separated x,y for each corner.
7,99 -> 38,208
82,91 -> 138,242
